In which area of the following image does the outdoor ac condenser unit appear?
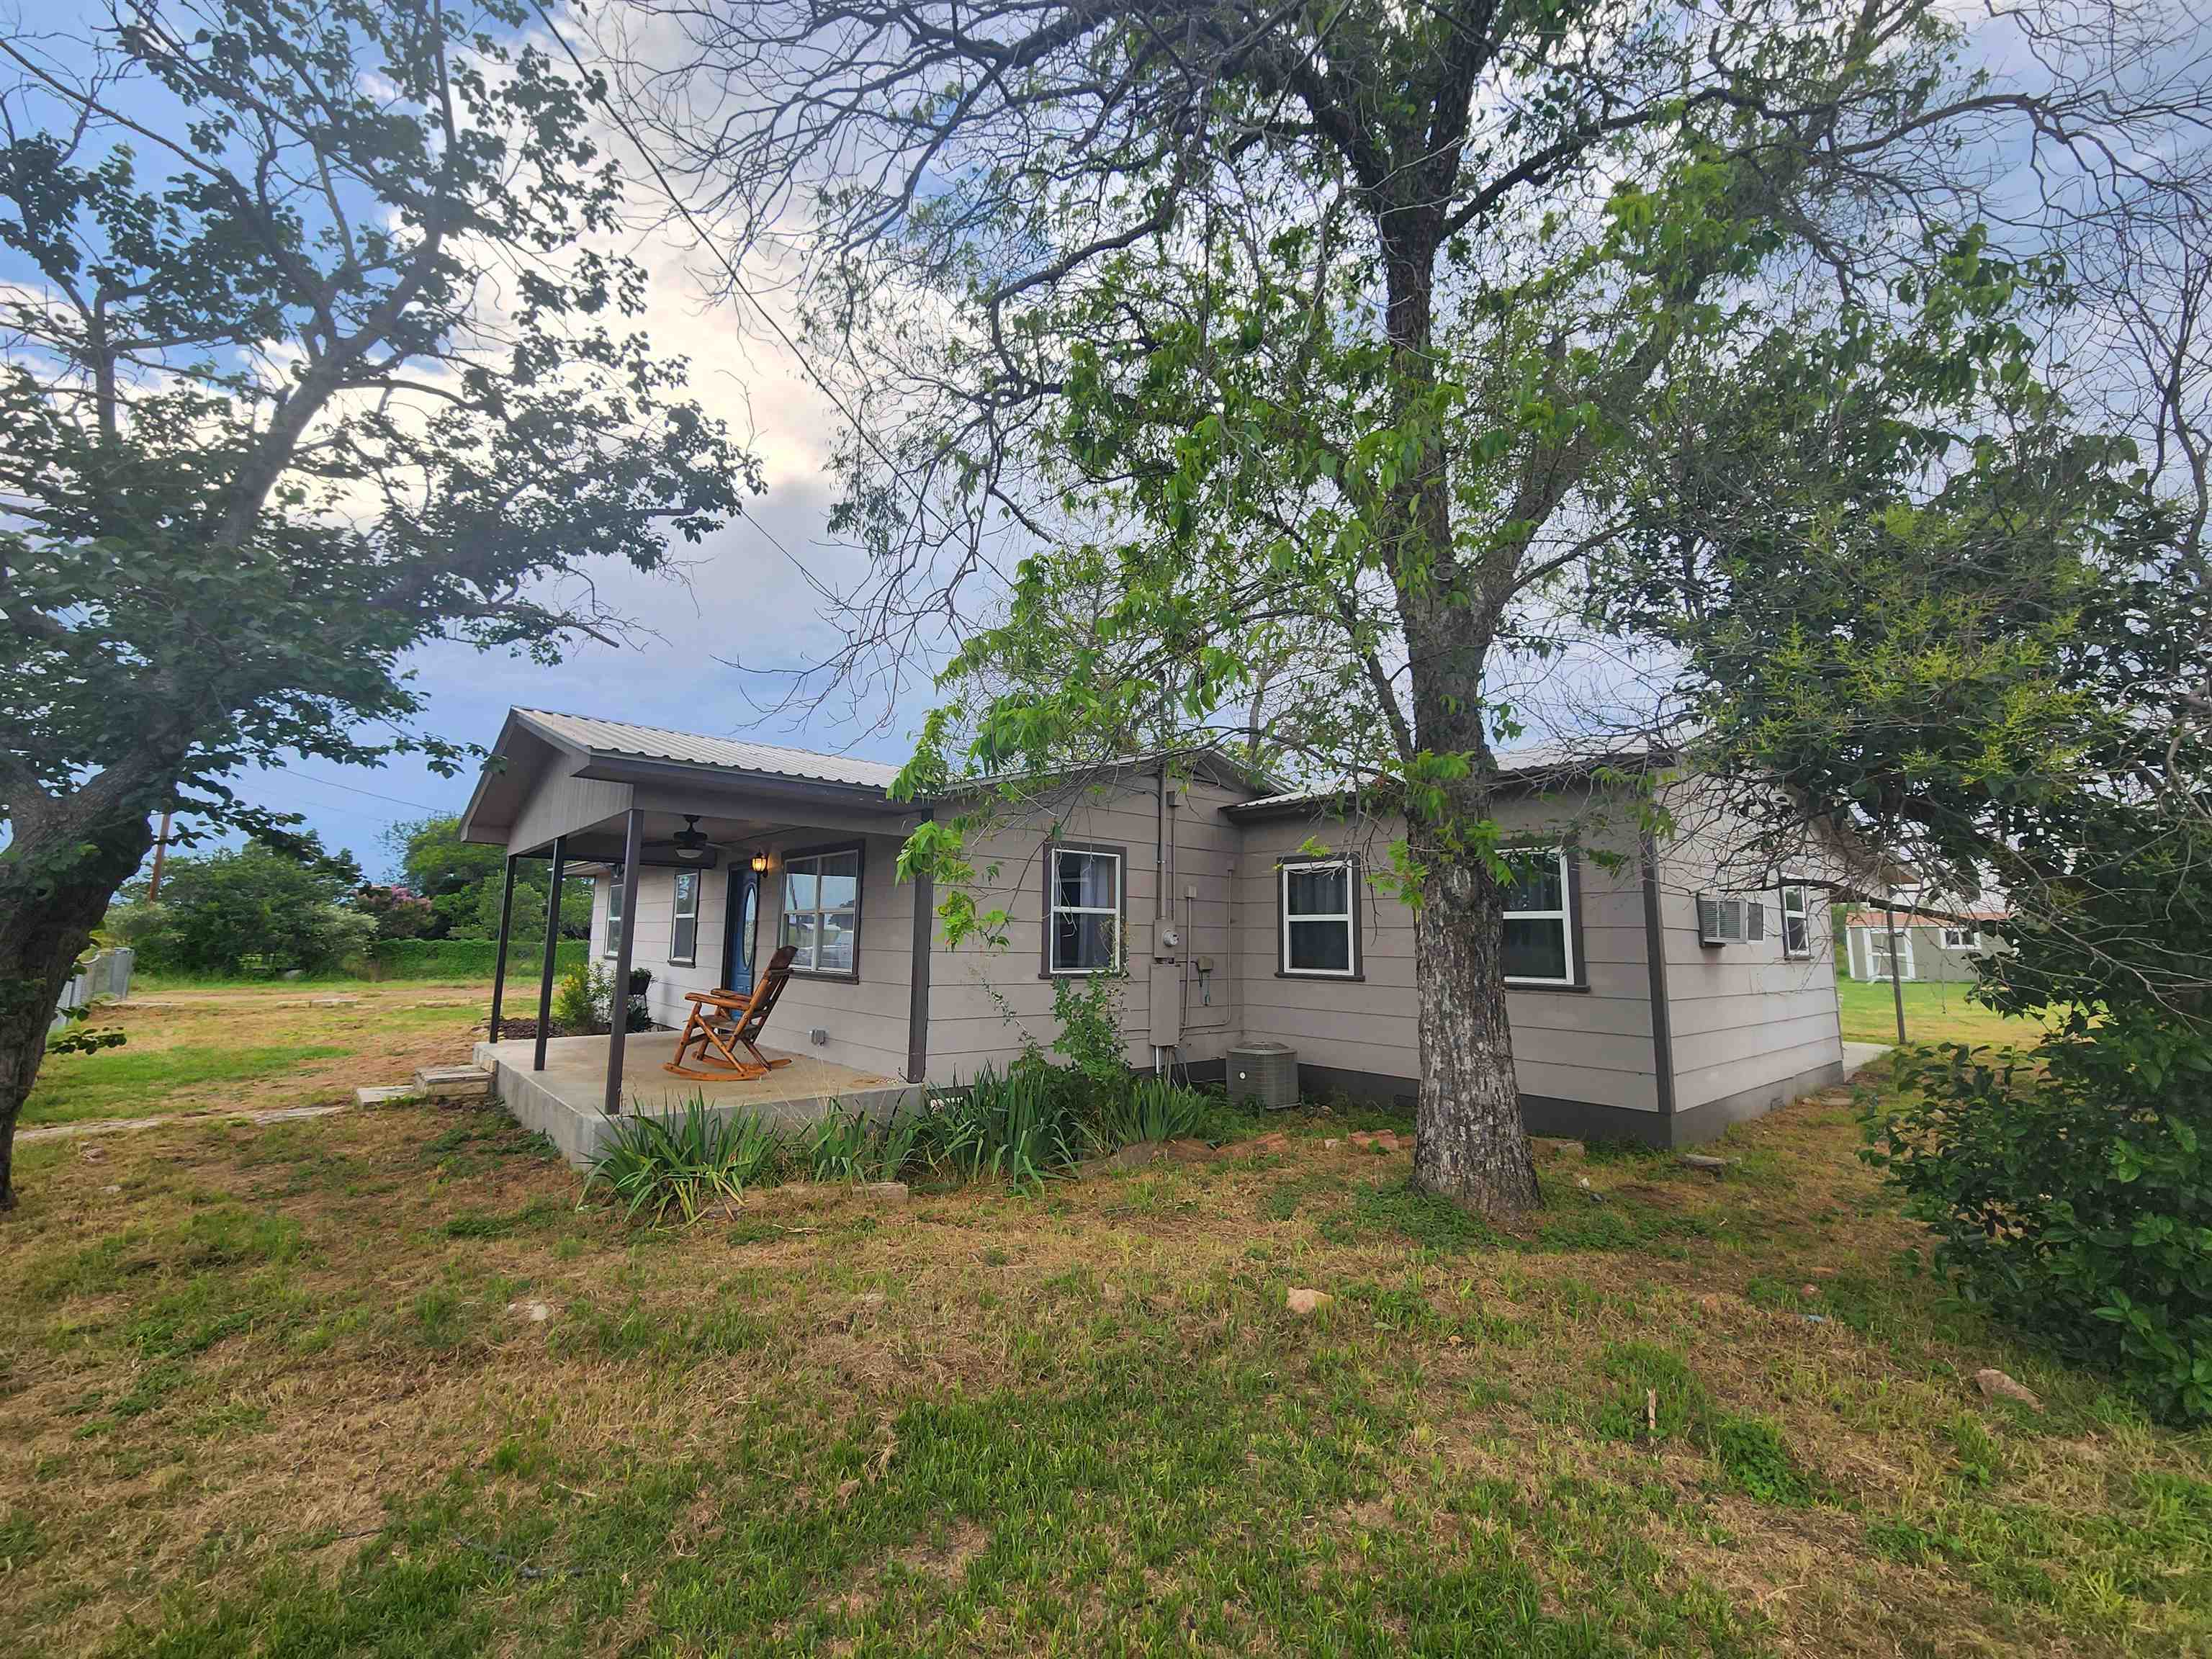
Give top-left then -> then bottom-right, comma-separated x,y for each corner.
1228,1043 -> 1299,1111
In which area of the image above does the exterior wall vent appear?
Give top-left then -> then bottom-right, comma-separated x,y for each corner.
1228,1043 -> 1299,1110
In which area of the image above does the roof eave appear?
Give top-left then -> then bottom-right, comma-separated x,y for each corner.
575,752 -> 912,812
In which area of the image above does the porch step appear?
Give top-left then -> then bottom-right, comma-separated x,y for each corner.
413,1064 -> 495,1102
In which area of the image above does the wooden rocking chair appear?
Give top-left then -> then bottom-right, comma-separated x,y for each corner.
663,945 -> 800,1082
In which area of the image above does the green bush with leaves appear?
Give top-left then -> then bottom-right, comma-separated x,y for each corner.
1049,970 -> 1129,1094
1868,1011 -> 2212,1421
46,1005 -> 126,1057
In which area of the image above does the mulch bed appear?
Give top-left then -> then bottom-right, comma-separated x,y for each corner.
488,1015 -> 597,1042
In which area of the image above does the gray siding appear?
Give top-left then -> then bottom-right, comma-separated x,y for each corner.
1653,781 -> 1845,1115
758,832 -> 916,1079
507,755 -> 630,854
589,865 -> 734,1030
590,832 -> 917,1080
922,773 -> 1247,1081
1231,796 -> 1660,1115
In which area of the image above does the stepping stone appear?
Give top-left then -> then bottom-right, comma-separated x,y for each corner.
413,1065 -> 493,1102
355,1084 -> 418,1107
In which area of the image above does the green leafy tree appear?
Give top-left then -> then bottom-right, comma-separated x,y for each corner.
1591,255 -> 2211,1022
385,814 -> 590,940
1586,249 -> 2212,1416
112,840 -> 374,975
352,883 -> 436,942
0,0 -> 756,1208
641,0 -> 2208,1212
387,816 -> 505,937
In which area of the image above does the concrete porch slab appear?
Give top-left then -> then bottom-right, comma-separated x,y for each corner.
473,1032 -> 924,1170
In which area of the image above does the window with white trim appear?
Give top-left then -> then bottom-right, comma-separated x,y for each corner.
1941,925 -> 1980,950
669,871 -> 699,966
603,871 -> 624,958
1502,848 -> 1575,985
1281,858 -> 1357,976
779,847 -> 861,976
1048,845 -> 1122,974
1779,882 -> 1813,958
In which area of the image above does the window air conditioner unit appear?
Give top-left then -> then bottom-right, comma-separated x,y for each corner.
1697,894 -> 1765,947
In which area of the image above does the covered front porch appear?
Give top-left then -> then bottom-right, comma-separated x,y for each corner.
459,709 -> 931,1166
476,1030 -> 922,1169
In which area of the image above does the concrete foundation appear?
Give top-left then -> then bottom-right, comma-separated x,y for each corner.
474,1032 -> 925,1169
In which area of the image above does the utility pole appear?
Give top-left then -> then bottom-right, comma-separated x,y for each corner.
146,810 -> 173,902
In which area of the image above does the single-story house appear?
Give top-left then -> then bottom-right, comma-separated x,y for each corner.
459,707 -> 1858,1164
1842,906 -> 2008,984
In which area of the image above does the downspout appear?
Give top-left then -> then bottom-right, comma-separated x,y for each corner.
1639,826 -> 1678,1129
905,809 -> 934,1084
1154,760 -> 1167,1075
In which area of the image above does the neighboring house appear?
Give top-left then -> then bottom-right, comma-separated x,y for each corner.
460,708 -> 1861,1148
1842,906 -> 2007,984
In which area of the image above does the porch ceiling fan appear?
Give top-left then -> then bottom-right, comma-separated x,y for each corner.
670,814 -> 715,863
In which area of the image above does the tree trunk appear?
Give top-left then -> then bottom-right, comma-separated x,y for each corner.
1408,838 -> 1542,1213
0,797 -> 157,1212
1374,217 -> 1544,1217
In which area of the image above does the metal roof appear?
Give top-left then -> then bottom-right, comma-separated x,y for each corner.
1224,742 -> 1666,817
512,708 -> 905,791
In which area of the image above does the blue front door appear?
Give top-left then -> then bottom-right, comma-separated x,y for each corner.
722,869 -> 759,994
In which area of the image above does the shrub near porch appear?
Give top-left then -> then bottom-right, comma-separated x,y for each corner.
3,994 -> 2207,1657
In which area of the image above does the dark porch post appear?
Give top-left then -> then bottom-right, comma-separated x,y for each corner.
487,855 -> 518,1042
604,809 -> 645,1116
534,836 -> 567,1071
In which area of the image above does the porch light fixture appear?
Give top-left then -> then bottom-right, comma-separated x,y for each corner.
672,814 -> 711,862
750,850 -> 770,873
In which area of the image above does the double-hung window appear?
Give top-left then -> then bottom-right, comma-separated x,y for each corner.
669,870 -> 700,966
1280,858 -> 1357,976
779,846 -> 861,977
1779,882 -> 1813,959
603,871 -> 624,958
1941,925 -> 1980,950
1502,848 -> 1575,986
1047,845 -> 1123,974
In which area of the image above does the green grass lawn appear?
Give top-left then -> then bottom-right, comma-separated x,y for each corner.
22,1044 -> 351,1126
25,979 -> 507,1128
3,984 -> 2206,1657
1834,974 -> 2058,1049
